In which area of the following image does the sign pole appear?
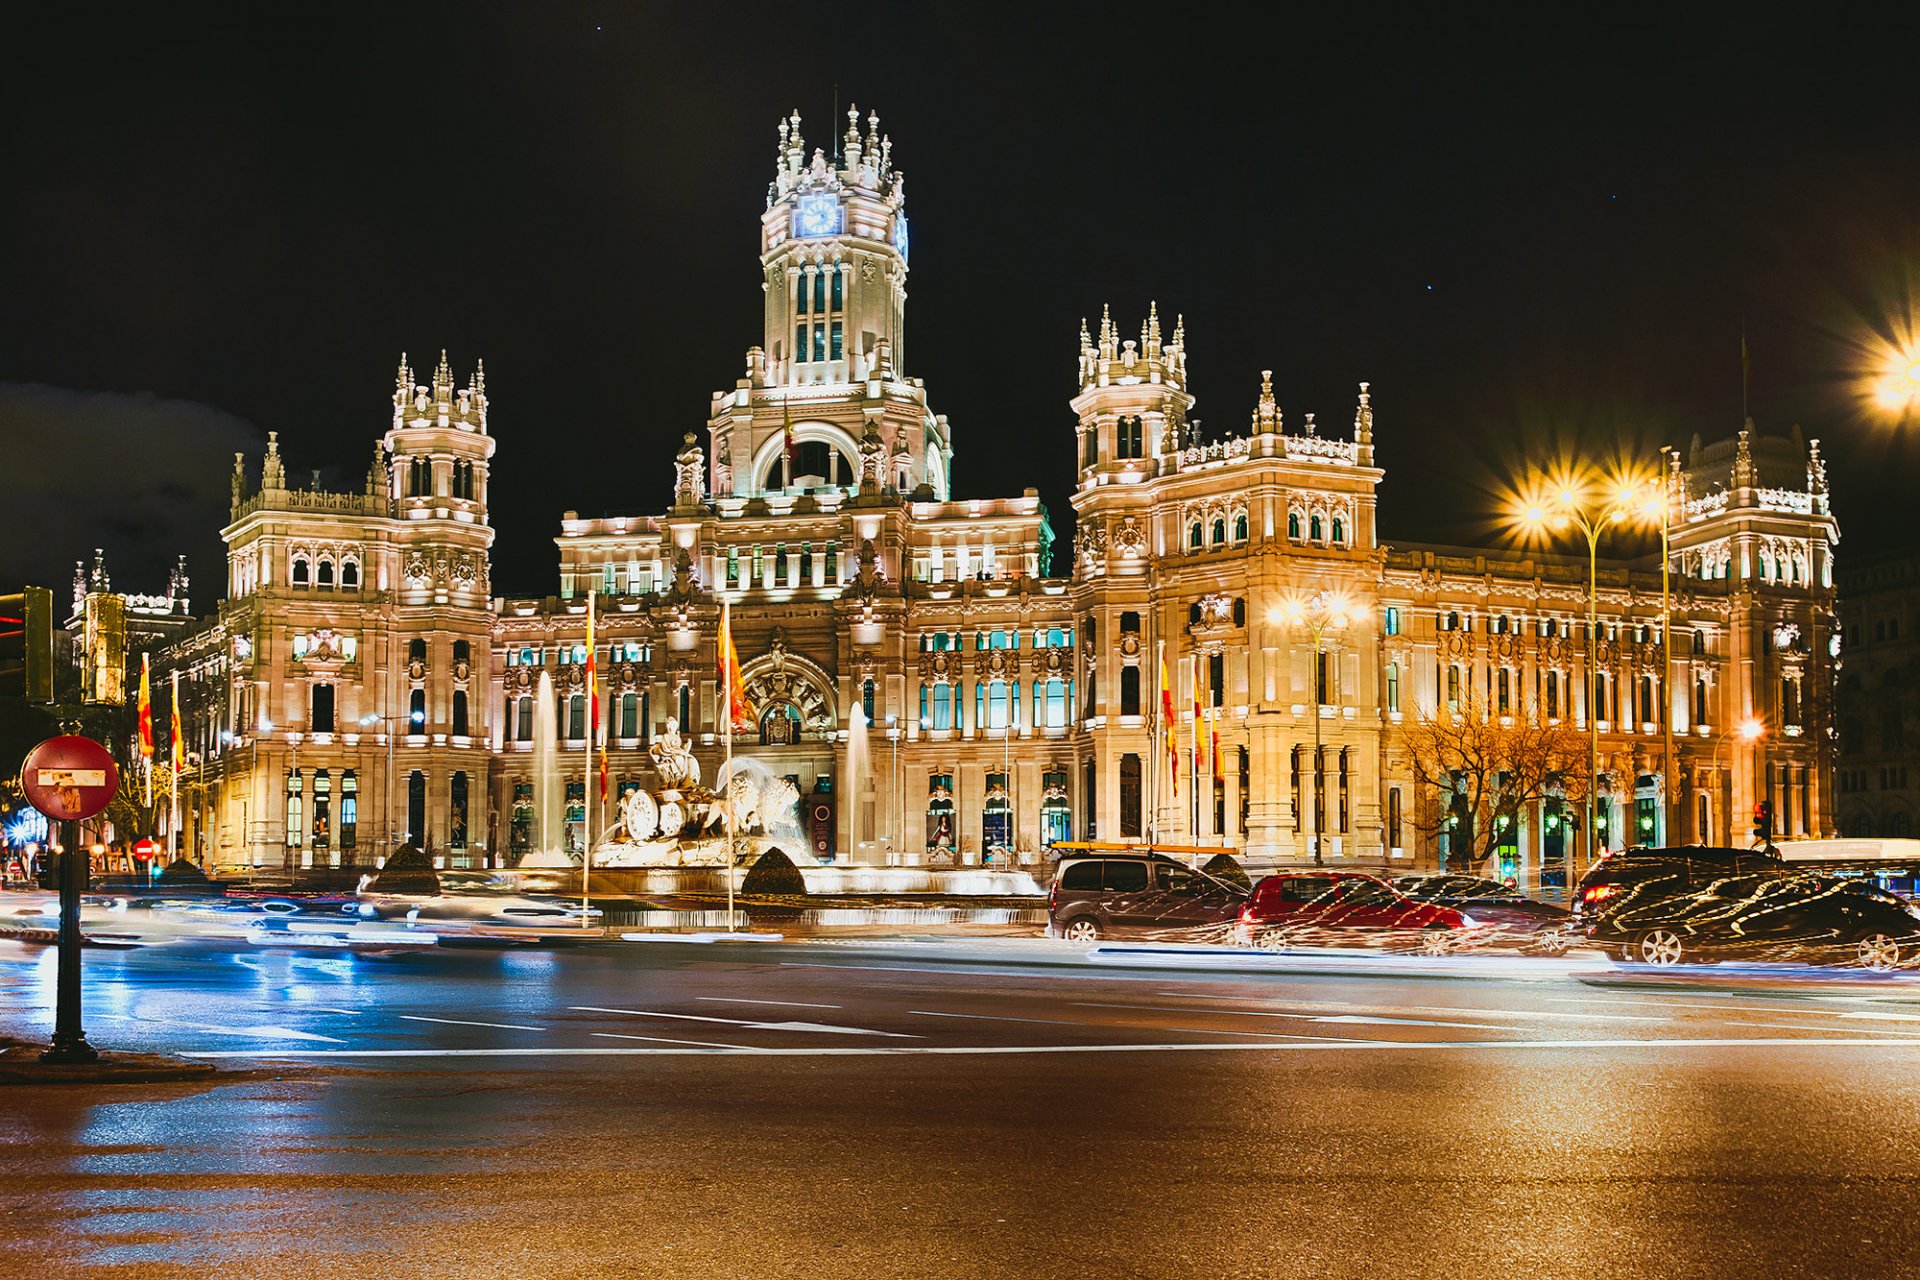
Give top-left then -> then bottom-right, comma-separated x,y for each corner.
47,816 -> 94,1063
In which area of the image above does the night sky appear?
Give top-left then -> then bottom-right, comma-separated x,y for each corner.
4,6 -> 1918,600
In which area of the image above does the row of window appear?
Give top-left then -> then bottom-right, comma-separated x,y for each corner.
1114,748 -> 1253,839
1838,767 -> 1912,793
1189,514 -> 1252,550
283,768 -> 363,849
1437,611 -> 1702,649
794,320 -> 845,363
727,543 -> 841,589
289,557 -> 360,589
504,642 -> 651,668
508,687 -> 693,742
1284,511 -> 1346,545
308,685 -> 464,736
794,268 -> 845,315
917,678 -> 1074,731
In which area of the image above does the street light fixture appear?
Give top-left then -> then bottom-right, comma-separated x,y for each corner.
1515,468 -> 1657,879
1270,589 -> 1364,866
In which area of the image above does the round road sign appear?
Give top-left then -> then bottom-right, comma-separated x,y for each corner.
22,736 -> 119,823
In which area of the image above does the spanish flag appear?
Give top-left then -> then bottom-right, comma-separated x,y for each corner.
1210,706 -> 1222,779
169,670 -> 184,774
586,593 -> 606,801
719,599 -> 753,731
1159,651 -> 1178,797
138,652 -> 154,803
1191,654 -> 1204,785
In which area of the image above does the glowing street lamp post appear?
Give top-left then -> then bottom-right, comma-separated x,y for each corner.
1519,477 -> 1650,882
1275,591 -> 1361,867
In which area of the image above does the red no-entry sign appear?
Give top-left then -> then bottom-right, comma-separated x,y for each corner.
22,735 -> 118,823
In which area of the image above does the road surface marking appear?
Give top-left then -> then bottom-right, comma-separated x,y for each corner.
309,1007 -> 363,1015
696,997 -> 842,1010
1310,1014 -> 1508,1029
1838,1010 -> 1920,1022
400,1015 -> 546,1032
912,1009 -> 1097,1027
1147,992 -> 1667,1023
1723,1020 -> 1920,1037
593,1031 -> 761,1051
570,1005 -> 916,1038
97,1015 -> 344,1043
183,1035 -> 1920,1060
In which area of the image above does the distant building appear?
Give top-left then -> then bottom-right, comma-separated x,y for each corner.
144,109 -> 1841,882
1834,547 -> 1920,837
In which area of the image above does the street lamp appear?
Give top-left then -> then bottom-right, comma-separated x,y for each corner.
1865,334 -> 1920,418
1638,452 -> 1677,846
1516,470 -> 1656,879
1271,589 -> 1364,866
885,714 -> 899,867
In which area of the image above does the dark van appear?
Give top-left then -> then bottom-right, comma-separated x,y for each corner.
1573,845 -> 1785,932
1048,853 -> 1247,941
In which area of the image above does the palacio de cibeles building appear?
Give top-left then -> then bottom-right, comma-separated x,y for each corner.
132,108 -> 1839,890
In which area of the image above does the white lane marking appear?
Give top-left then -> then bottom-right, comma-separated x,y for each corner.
1310,1014 -> 1507,1029
1148,992 -> 1666,1023
696,997 -> 842,1010
569,1005 -> 917,1039
97,1015 -> 344,1043
183,1036 -> 1920,1059
779,962 -> 985,976
309,1007 -> 362,1015
1079,1001 -> 1511,1031
1723,1021 -> 1920,1037
911,1009 -> 1349,1041
593,1031 -> 762,1051
400,1015 -> 545,1032
1839,1010 -> 1920,1022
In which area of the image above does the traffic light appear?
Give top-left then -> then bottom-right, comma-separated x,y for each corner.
1752,801 -> 1773,845
0,586 -> 54,703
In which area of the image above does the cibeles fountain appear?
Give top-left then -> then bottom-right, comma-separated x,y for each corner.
515,715 -> 1040,899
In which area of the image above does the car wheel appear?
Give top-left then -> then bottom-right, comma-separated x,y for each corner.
1854,932 -> 1905,971
1256,928 -> 1289,951
1061,917 -> 1101,943
1418,928 -> 1454,956
1634,928 -> 1687,966
1533,930 -> 1573,958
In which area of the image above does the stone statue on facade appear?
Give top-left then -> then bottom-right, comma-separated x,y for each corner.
648,717 -> 701,788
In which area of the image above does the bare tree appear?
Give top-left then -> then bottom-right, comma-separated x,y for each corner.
1403,694 -> 1589,872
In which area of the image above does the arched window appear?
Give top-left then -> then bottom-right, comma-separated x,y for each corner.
515,695 -> 533,741
862,679 -> 876,722
1309,515 -> 1322,541
340,559 -> 360,589
408,686 -> 426,731
1331,517 -> 1345,544
1189,522 -> 1203,550
406,770 -> 425,846
316,559 -> 334,587
1211,518 -> 1227,545
1234,513 -> 1249,541
1288,511 -> 1301,539
1189,603 -> 1202,626
291,557 -> 310,586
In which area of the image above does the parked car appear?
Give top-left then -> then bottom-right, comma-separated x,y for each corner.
1236,872 -> 1474,953
1592,871 -> 1920,969
1392,874 -> 1574,954
1048,853 -> 1247,941
1572,845 -> 1786,932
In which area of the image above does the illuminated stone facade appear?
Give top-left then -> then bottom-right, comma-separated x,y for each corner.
155,110 -> 1841,881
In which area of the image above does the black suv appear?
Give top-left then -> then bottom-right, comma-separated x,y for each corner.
1047,854 -> 1247,942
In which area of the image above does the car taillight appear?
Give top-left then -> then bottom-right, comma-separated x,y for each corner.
1580,884 -> 1617,905
1049,883 -> 1058,912
1239,905 -> 1256,923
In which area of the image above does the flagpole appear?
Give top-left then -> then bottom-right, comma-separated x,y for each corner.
723,598 -> 737,932
1148,640 -> 1160,847
581,592 -> 593,922
169,670 -> 181,871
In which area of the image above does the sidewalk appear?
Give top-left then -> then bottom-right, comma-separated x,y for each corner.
0,1039 -> 219,1086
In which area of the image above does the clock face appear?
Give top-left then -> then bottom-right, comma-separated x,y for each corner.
794,194 -> 842,239
892,212 -> 909,261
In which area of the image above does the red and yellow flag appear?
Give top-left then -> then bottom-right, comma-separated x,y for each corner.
1159,651 -> 1178,796
586,594 -> 607,801
1191,654 -> 1204,783
169,670 -> 184,774
1210,707 -> 1222,778
719,600 -> 752,731
137,653 -> 154,761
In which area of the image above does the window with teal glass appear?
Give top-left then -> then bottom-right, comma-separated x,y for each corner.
831,321 -> 843,360
1189,522 -> 1203,550
1234,513 -> 1249,541
1331,517 -> 1345,544
794,325 -> 807,360
1384,606 -> 1400,636
1310,514 -> 1322,540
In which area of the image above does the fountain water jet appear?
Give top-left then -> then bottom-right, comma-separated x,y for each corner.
517,670 -> 571,868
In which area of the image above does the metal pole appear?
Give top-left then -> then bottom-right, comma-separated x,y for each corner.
1586,525 -> 1601,879
44,816 -> 96,1063
1312,627 -> 1324,867
723,598 -> 736,931
1659,455 -> 1675,846
582,591 -> 594,921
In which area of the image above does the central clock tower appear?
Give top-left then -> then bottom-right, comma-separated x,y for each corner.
759,106 -> 910,385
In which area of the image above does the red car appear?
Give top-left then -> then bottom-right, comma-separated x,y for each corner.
1236,871 -> 1475,953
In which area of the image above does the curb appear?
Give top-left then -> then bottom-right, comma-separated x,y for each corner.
619,931 -> 786,944
0,1045 -> 219,1086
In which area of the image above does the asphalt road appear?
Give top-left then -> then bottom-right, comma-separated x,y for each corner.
6,937 -> 1920,1279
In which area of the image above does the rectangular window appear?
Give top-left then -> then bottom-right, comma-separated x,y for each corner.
1338,749 -> 1350,832
1384,606 -> 1400,636
1388,787 -> 1402,850
831,321 -> 843,361
285,770 -> 303,849
406,770 -> 425,847
450,772 -> 469,848
795,325 -> 807,360
340,771 -> 357,851
312,770 -> 331,851
1386,663 -> 1400,713
311,683 -> 335,734
1119,753 -> 1143,837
